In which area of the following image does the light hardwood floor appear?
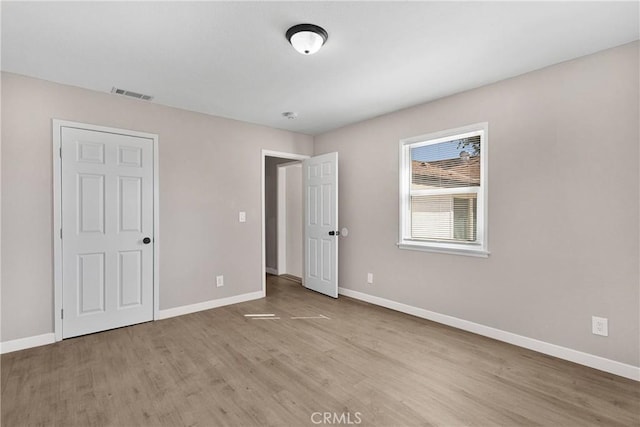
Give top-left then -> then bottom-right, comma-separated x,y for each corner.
2,275 -> 639,426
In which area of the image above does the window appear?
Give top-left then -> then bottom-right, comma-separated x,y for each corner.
398,123 -> 488,257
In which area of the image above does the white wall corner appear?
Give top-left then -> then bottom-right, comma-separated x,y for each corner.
277,165 -> 287,276
338,287 -> 640,382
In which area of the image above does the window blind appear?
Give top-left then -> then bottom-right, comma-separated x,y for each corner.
409,135 -> 481,243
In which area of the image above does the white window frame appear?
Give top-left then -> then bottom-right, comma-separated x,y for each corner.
398,122 -> 489,257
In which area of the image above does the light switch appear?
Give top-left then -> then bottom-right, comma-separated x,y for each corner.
239,211 -> 246,222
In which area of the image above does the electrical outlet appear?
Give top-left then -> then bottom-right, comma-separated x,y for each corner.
367,273 -> 373,284
216,275 -> 224,287
592,316 -> 608,336
239,211 -> 246,223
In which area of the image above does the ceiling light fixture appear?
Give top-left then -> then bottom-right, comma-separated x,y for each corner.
286,24 -> 328,55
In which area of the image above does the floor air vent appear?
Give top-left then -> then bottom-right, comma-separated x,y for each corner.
111,87 -> 153,101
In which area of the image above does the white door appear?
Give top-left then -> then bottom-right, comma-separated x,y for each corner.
303,152 -> 338,298
61,127 -> 154,338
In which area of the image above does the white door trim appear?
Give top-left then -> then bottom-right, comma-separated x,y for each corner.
277,165 -> 287,276
261,150 -> 309,296
52,119 -> 160,342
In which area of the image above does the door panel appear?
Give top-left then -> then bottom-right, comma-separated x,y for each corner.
78,252 -> 105,314
119,176 -> 142,232
322,184 -> 332,226
78,174 -> 105,233
118,250 -> 143,308
303,152 -> 338,298
321,239 -> 332,281
77,141 -> 105,163
118,146 -> 142,167
62,127 -> 153,338
308,238 -> 318,279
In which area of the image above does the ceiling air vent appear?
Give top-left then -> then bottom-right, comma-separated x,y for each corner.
111,87 -> 153,101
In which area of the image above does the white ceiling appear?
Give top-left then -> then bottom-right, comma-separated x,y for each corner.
2,1 -> 638,135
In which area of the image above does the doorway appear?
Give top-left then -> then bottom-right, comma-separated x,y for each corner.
277,161 -> 303,281
261,150 -> 340,299
261,151 -> 308,295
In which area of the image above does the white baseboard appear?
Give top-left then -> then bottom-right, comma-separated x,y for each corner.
156,290 -> 264,320
265,267 -> 278,275
1,292 -> 266,353
338,287 -> 640,381
5,290 -> 636,381
1,333 -> 56,354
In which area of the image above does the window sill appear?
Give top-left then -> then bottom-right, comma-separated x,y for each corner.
397,242 -> 490,258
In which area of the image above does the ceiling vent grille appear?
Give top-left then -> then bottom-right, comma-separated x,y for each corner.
111,87 -> 153,101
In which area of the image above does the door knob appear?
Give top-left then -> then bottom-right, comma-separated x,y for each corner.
328,230 -> 341,236
143,237 -> 151,244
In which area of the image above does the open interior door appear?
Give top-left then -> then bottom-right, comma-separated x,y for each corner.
303,152 -> 338,298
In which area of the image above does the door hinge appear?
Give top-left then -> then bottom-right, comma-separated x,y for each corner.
60,228 -> 62,239
61,309 -> 64,319
59,147 -> 62,158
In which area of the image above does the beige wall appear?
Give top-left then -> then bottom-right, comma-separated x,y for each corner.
314,42 -> 639,366
0,72 -> 313,341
